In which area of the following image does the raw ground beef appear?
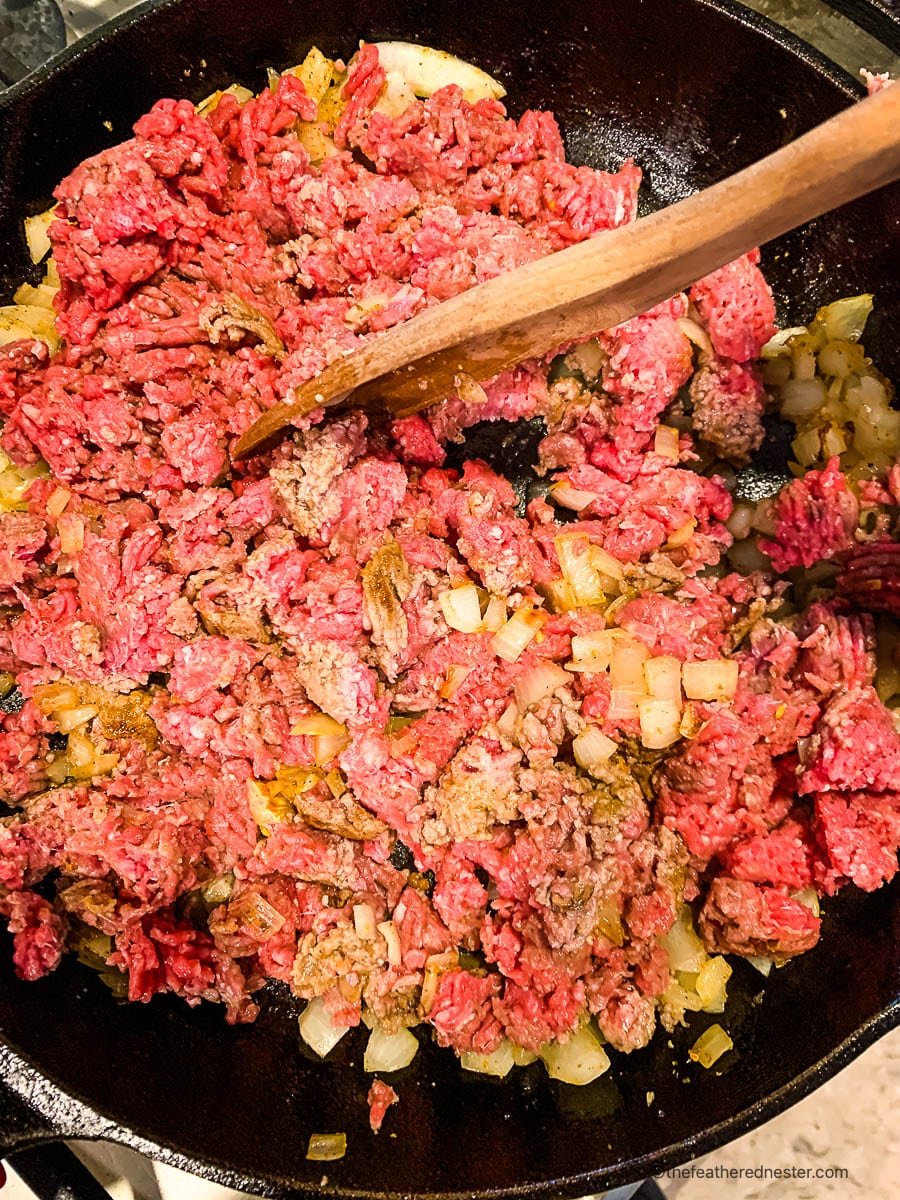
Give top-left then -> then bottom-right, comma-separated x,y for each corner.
0,43 -> 897,1105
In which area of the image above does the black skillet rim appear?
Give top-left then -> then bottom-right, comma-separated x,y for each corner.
0,0 -> 896,1197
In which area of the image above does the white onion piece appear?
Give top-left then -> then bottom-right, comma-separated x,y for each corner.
0,304 -> 59,352
299,996 -> 350,1058
539,1024 -> 610,1086
496,701 -> 519,739
663,908 -> 707,973
638,698 -> 681,750
364,1025 -> 419,1073
353,902 -> 377,941
792,887 -> 821,918
555,535 -> 607,605
816,293 -> 873,342
607,688 -> 642,722
373,42 -> 505,103
480,595 -> 507,632
491,607 -> 545,663
514,662 -> 569,709
377,919 -> 401,966
682,659 -> 739,701
695,956 -> 732,1011
568,629 -> 618,673
460,1039 -> 516,1078
551,482 -> 597,512
24,209 -> 55,263
760,326 -> 808,358
609,639 -> 649,692
779,377 -> 826,419
653,423 -> 681,462
676,317 -> 713,356
644,656 -> 682,704
573,726 -> 618,774
747,956 -> 774,977
439,584 -> 482,633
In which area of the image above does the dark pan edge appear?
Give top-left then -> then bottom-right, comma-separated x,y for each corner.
0,0 -> 864,119
2,997 -> 898,1200
694,0 -> 865,95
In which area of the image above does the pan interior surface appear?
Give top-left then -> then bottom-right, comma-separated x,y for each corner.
0,1 -> 897,1197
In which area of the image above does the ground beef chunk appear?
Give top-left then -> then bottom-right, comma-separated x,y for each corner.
367,1079 -> 399,1133
698,877 -> 821,960
689,358 -> 767,464
799,687 -> 900,795
689,249 -> 776,362
813,790 -> 900,893
760,457 -> 859,572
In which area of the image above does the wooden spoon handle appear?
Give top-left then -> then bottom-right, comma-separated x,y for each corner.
235,84 -> 900,459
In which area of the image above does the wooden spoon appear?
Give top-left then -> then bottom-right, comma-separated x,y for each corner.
234,83 -> 900,460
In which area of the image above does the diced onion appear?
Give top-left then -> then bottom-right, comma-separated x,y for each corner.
420,950 -> 458,1014
299,996 -> 350,1059
644,656 -> 682,704
353,902 -> 377,941
760,326 -> 808,358
638,698 -> 682,750
460,1039 -> 516,1078
491,607 -> 546,663
792,887 -> 821,918
663,908 -> 707,973
377,919 -> 401,966
682,659 -> 739,701
555,535 -> 607,606
541,578 -> 578,613
313,732 -> 351,766
364,1024 -> 419,1073
45,487 -> 71,519
779,378 -> 826,419
496,701 -> 519,739
291,712 -> 347,737
57,514 -> 85,556
0,304 -> 59,352
654,424 -> 681,462
480,595 -> 507,632
306,1132 -> 347,1162
747,955 -> 774,977
695,956 -> 732,1011
815,293 -> 873,342
568,629 -> 618,673
514,661 -> 569,710
24,209 -> 55,263
588,544 -> 625,582
677,317 -> 713,356
247,779 -> 293,835
609,639 -> 649,692
607,688 -> 642,722
539,1024 -> 610,1086
550,481 -> 597,512
439,583 -> 482,633
373,42 -> 505,103
689,1023 -> 733,1068
55,704 -> 98,734
573,725 -> 618,774
201,873 -> 235,905
569,338 -> 605,379
511,1043 -> 539,1067
439,664 -> 472,700
665,518 -> 697,549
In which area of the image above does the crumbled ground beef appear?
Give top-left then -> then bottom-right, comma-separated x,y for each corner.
0,43 -> 897,1096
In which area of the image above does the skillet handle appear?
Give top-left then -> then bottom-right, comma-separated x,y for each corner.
6,1145 -> 117,1200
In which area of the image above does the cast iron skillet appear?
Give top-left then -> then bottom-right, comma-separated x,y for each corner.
0,1 -> 898,1197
